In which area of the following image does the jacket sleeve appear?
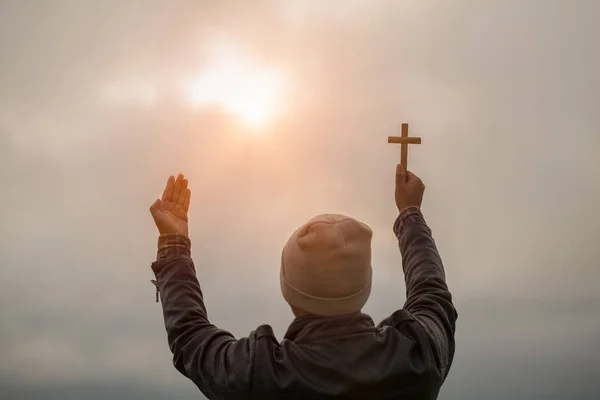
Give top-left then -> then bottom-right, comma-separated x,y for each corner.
393,207 -> 457,380
151,234 -> 254,400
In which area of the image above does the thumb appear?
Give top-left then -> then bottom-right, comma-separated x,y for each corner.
149,199 -> 161,215
395,163 -> 407,187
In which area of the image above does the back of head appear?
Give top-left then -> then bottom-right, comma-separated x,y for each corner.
280,214 -> 373,316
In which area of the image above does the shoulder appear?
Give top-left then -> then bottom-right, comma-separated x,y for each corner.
251,324 -> 278,340
377,309 -> 416,330
377,309 -> 436,355
379,310 -> 449,379
248,324 -> 281,353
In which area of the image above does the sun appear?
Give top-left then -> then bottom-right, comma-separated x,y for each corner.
187,46 -> 286,127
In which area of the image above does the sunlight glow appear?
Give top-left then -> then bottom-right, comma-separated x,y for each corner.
187,45 -> 286,127
101,80 -> 157,107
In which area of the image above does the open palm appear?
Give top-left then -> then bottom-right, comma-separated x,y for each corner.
150,174 -> 191,236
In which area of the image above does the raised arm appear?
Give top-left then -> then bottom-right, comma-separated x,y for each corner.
149,174 -> 253,399
393,165 -> 457,380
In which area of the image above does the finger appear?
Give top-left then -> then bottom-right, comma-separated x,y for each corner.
396,164 -> 407,185
172,174 -> 184,204
183,188 -> 191,212
161,176 -> 175,203
406,171 -> 420,183
406,171 -> 425,188
178,179 -> 189,207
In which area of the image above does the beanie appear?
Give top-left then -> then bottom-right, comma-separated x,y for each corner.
280,214 -> 373,316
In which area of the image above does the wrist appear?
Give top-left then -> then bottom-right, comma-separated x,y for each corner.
393,207 -> 423,237
157,233 -> 191,259
158,227 -> 188,236
397,205 -> 420,216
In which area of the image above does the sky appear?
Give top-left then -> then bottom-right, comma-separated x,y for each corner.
0,0 -> 599,399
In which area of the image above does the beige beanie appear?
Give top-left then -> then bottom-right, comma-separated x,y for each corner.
280,214 -> 373,316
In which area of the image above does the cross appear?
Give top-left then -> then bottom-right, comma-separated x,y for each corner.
388,123 -> 421,170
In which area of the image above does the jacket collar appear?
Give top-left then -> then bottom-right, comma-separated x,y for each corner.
284,312 -> 375,343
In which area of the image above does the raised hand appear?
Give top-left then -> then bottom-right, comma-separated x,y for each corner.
395,164 -> 425,214
150,173 -> 191,236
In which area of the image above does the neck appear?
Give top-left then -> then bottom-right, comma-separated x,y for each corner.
284,312 -> 374,342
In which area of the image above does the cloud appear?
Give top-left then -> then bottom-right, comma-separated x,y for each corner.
0,0 -> 599,399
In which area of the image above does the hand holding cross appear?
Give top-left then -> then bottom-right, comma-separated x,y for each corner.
388,123 -> 421,170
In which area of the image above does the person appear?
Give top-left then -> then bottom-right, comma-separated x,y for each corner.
149,165 -> 457,400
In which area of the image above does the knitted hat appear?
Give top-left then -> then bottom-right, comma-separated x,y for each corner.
280,214 -> 373,316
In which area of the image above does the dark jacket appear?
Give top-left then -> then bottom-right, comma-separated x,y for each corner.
151,208 -> 457,399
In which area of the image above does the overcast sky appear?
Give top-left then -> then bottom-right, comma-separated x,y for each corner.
1,1 -> 599,399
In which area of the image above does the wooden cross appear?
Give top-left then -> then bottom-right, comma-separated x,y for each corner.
388,123 -> 421,170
